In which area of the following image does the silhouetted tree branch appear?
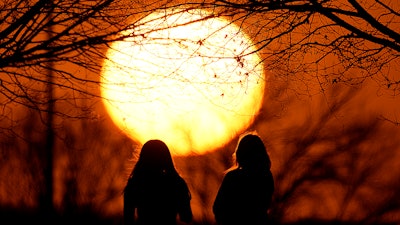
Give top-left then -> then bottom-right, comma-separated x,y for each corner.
3,1 -> 398,118
191,0 -> 400,93
0,0 -> 146,119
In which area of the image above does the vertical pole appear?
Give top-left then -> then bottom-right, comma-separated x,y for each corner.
43,1 -> 55,223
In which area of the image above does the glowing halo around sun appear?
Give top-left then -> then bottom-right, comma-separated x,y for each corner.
100,8 -> 266,156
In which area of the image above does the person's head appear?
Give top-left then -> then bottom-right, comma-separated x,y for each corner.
132,139 -> 176,175
234,132 -> 271,171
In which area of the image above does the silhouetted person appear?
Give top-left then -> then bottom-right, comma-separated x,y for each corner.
123,139 -> 193,225
213,132 -> 274,225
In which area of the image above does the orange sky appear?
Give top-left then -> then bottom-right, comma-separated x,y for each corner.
0,1 -> 399,224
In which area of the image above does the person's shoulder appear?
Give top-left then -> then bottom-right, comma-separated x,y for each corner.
225,168 -> 242,177
172,173 -> 189,186
265,169 -> 274,178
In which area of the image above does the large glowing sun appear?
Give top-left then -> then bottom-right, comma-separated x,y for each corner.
100,8 -> 265,156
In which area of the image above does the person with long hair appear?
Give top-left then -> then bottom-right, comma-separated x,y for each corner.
213,132 -> 274,225
123,139 -> 193,225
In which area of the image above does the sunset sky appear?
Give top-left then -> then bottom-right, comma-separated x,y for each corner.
0,1 -> 399,224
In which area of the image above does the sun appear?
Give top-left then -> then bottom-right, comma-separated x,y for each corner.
100,8 -> 265,156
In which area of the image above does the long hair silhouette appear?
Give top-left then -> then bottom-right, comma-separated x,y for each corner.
128,139 -> 177,177
235,133 -> 271,171
123,139 -> 192,225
